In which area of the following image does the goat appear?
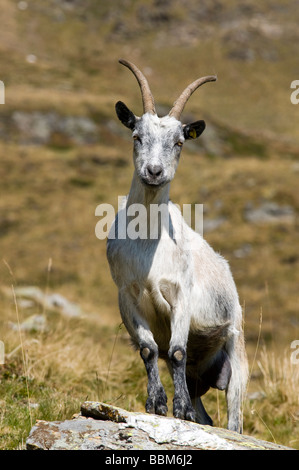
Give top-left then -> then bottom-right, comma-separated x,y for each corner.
107,59 -> 248,433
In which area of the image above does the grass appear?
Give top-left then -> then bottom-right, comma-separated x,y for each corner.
0,0 -> 298,450
246,346 -> 299,448
1,303 -> 298,449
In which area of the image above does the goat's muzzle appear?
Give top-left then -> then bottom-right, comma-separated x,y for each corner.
141,164 -> 166,187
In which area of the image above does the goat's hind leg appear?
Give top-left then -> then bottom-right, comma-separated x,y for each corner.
186,375 -> 213,426
187,350 -> 232,426
192,396 -> 213,426
225,334 -> 248,433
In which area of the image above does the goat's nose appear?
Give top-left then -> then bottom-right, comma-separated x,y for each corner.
147,164 -> 163,178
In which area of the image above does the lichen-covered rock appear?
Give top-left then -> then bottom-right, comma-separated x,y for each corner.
26,402 -> 293,451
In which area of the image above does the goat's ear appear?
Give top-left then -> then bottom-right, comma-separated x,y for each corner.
115,101 -> 136,130
183,120 -> 206,140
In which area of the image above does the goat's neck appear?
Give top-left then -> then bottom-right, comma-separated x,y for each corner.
127,171 -> 170,209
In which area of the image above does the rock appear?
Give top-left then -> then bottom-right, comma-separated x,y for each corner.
247,391 -> 266,401
2,286 -> 82,318
11,111 -> 98,146
9,314 -> 48,333
233,243 -> 252,259
18,1 -> 28,10
244,202 -> 295,225
199,121 -> 226,156
26,401 -> 294,451
18,287 -> 81,317
203,216 -> 227,233
45,293 -> 81,318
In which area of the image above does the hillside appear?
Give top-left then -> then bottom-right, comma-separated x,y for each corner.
0,0 -> 298,449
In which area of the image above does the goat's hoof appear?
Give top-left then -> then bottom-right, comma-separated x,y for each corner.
173,398 -> 196,422
185,407 -> 196,422
145,392 -> 168,417
227,422 -> 242,434
145,400 -> 168,416
156,403 -> 168,416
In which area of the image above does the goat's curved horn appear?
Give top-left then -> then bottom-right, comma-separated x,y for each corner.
169,75 -> 217,120
119,59 -> 156,115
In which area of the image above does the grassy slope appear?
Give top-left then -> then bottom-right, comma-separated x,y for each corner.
0,0 -> 298,449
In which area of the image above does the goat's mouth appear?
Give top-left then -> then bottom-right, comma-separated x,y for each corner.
140,176 -> 168,188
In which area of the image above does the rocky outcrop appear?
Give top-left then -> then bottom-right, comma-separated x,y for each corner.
0,111 -> 99,146
26,401 -> 293,451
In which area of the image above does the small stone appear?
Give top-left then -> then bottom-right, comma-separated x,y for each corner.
244,202 -> 295,224
9,314 -> 48,333
203,216 -> 226,233
26,54 -> 37,64
18,1 -> 28,10
233,243 -> 252,258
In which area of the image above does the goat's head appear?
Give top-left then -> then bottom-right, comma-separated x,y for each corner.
115,59 -> 216,188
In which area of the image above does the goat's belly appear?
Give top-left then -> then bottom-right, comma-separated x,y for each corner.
186,323 -> 230,366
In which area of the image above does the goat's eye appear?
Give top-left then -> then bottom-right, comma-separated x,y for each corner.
176,141 -> 183,147
133,135 -> 141,143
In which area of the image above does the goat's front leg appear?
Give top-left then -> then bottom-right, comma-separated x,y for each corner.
169,346 -> 196,421
140,344 -> 168,416
119,291 -> 168,416
168,304 -> 196,422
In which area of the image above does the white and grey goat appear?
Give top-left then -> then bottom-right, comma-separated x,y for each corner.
107,59 -> 248,433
